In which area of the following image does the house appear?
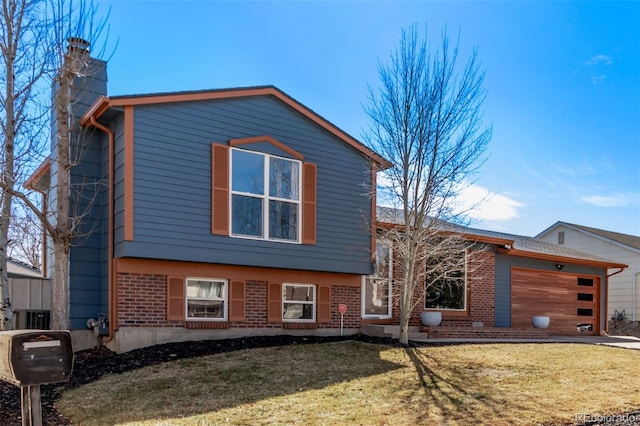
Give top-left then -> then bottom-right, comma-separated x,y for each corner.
537,222 -> 640,325
26,54 -> 390,353
26,49 -> 627,353
6,259 -> 50,329
362,211 -> 628,339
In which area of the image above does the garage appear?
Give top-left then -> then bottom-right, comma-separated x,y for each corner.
511,268 -> 599,335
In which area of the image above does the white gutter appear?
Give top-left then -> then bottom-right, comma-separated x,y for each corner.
633,271 -> 639,322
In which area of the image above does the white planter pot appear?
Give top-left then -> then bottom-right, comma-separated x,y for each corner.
532,316 -> 550,329
420,311 -> 442,327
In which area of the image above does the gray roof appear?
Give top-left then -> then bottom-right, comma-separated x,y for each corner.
377,207 -> 625,267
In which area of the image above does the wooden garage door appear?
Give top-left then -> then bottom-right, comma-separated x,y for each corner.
511,269 -> 599,335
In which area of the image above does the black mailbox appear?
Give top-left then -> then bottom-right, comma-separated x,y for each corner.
0,330 -> 73,386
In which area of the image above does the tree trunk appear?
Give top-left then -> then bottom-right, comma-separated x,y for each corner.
51,239 -> 70,330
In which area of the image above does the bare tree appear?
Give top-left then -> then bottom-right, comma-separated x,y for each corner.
365,26 -> 492,344
0,0 -> 51,330
2,0 -> 109,330
8,205 -> 42,269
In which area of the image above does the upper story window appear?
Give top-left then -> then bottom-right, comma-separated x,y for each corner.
424,250 -> 467,311
186,278 -> 228,320
230,148 -> 301,242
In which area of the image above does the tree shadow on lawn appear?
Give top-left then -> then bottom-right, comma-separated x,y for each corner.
15,335 -> 405,425
404,346 -> 529,424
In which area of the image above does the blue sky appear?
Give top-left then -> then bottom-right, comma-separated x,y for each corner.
98,0 -> 640,237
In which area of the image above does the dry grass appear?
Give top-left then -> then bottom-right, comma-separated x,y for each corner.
56,341 -> 640,425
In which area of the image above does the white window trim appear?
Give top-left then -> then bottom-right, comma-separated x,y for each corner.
229,147 -> 302,244
424,251 -> 468,312
282,283 -> 316,322
185,277 -> 228,321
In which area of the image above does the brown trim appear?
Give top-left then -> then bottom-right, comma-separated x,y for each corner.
282,322 -> 317,329
124,106 -> 134,241
23,159 -> 51,190
115,258 -> 363,287
228,280 -> 246,321
302,163 -> 317,245
267,282 -> 282,322
186,321 -> 230,329
317,284 -> 331,323
370,164 -> 377,261
81,87 -> 391,169
211,144 -> 230,235
506,248 -> 627,269
79,95 -> 111,127
229,135 -> 304,161
167,276 -> 186,321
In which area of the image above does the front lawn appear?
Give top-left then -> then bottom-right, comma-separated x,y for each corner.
56,341 -> 640,425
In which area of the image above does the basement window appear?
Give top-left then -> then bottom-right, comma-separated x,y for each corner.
282,284 -> 315,322
186,278 -> 228,320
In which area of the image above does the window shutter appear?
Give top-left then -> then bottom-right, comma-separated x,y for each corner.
267,282 -> 282,322
229,280 -> 246,321
211,144 -> 230,235
317,284 -> 331,323
167,276 -> 185,321
302,162 -> 317,244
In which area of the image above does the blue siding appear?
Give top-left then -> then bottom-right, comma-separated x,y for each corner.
66,59 -> 109,329
113,96 -> 375,275
494,252 -> 607,328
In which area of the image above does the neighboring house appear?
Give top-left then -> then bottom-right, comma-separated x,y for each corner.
7,259 -> 50,329
365,212 -> 627,339
537,222 -> 640,324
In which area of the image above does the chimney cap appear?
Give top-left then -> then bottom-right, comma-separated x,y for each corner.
67,37 -> 90,54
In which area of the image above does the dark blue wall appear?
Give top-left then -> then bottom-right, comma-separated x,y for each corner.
111,96 -> 375,275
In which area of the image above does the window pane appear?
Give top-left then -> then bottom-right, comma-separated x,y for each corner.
232,150 -> 264,194
187,280 -> 224,298
425,279 -> 466,310
269,200 -> 298,240
187,300 -> 224,319
283,303 -> 313,320
232,195 -> 263,237
374,243 -> 391,279
284,285 -> 314,302
364,278 -> 390,316
269,158 -> 299,200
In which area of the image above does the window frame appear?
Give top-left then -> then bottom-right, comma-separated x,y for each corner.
230,147 -> 302,244
362,241 -> 392,319
424,250 -> 468,312
185,277 -> 228,321
282,283 -> 316,322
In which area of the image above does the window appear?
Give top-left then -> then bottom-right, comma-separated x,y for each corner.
363,241 -> 392,318
231,148 -> 301,242
282,284 -> 315,322
186,278 -> 227,320
557,231 -> 565,245
424,251 -> 467,311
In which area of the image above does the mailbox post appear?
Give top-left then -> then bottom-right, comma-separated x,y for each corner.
0,330 -> 74,426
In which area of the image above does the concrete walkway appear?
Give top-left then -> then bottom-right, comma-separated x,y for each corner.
410,334 -> 640,350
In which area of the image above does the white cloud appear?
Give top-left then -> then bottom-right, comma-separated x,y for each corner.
580,193 -> 640,207
587,54 -> 612,66
456,185 -> 523,221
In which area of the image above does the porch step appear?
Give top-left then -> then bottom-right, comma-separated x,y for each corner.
421,326 -> 549,339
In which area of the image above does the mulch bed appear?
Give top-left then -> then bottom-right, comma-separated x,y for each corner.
0,334 -> 638,425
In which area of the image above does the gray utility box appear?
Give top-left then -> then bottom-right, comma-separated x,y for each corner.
0,330 -> 73,386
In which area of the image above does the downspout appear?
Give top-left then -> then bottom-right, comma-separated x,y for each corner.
87,116 -> 115,343
632,271 -> 639,323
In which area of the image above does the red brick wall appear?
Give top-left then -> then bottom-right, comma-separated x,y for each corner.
389,245 -> 496,327
117,274 -> 360,330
